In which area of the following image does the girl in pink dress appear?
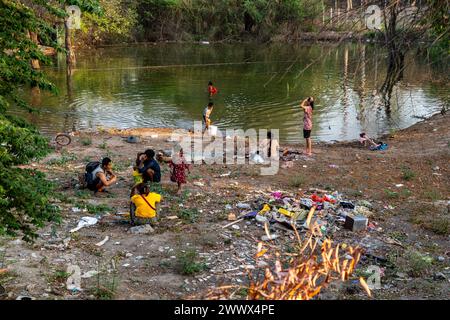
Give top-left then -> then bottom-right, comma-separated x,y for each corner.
300,97 -> 314,156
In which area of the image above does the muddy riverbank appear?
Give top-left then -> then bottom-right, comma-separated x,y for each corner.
0,113 -> 448,300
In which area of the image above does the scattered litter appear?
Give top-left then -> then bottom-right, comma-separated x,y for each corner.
166,216 -> 179,220
227,213 -> 237,221
222,219 -> 244,229
236,203 -> 251,209
122,264 -> 130,267
329,164 -> 339,168
81,270 -> 99,279
70,217 -> 98,233
220,172 -> 231,177
193,181 -> 205,187
261,234 -> 280,241
95,236 -> 109,247
126,136 -> 140,144
344,215 -> 368,232
395,184 -> 404,187
251,153 -> 265,164
231,225 -> 240,230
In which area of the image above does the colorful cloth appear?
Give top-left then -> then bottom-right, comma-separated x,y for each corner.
169,158 -> 189,184
303,106 -> 313,130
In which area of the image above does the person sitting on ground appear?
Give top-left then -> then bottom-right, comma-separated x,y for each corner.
86,157 -> 117,193
203,102 -> 214,133
130,182 -> 162,225
136,149 -> 161,184
208,81 -> 218,97
359,133 -> 379,148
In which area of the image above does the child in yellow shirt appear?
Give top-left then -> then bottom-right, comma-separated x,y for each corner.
130,183 -> 162,224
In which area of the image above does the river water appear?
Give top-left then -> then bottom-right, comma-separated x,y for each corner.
18,43 -> 449,143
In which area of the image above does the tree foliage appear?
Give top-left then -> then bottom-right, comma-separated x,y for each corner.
0,0 -> 63,240
80,0 -> 138,44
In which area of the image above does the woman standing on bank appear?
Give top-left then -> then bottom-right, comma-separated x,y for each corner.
300,96 -> 314,156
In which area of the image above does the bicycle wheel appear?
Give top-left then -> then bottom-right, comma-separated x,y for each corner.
55,133 -> 71,146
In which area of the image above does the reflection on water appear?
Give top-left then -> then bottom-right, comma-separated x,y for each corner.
16,43 -> 449,143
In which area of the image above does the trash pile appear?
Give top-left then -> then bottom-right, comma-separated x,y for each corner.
224,188 -> 376,240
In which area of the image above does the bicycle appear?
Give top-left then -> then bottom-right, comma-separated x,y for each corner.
54,132 -> 72,146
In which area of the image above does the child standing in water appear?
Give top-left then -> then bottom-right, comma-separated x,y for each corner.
208,81 -> 218,97
203,102 -> 214,133
300,97 -> 314,156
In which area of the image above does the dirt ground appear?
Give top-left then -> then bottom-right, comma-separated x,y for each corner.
0,113 -> 449,300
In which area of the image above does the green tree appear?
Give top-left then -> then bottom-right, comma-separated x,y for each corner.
80,0 -> 138,45
0,0 -> 64,241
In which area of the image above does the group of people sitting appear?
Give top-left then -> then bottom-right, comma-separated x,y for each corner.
83,147 -> 190,225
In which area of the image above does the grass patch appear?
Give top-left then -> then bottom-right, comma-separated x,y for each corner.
429,217 -> 449,236
90,260 -> 119,300
400,188 -> 412,199
176,249 -> 207,275
408,205 -> 449,235
50,269 -> 71,284
98,142 -> 108,150
80,137 -> 92,146
401,167 -> 416,181
423,189 -> 442,202
404,250 -> 433,277
75,190 -> 91,199
46,151 -> 78,166
289,175 -> 305,188
74,202 -> 112,216
179,208 -> 200,223
384,189 -> 399,199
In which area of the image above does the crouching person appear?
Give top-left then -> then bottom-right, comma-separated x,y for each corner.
85,157 -> 117,193
130,183 -> 162,225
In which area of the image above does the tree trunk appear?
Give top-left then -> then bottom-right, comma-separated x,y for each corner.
29,31 -> 40,69
65,19 -> 76,73
380,0 -> 405,111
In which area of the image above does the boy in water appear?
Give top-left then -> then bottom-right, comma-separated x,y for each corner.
300,96 -> 314,156
208,81 -> 218,97
203,102 -> 214,133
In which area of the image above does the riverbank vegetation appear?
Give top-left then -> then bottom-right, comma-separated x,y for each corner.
0,0 -> 63,240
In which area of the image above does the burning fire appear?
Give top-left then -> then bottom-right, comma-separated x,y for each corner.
206,207 -> 371,300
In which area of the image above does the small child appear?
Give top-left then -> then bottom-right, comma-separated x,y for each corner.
129,183 -> 162,225
132,153 -> 145,185
158,148 -> 190,195
208,81 -> 218,97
